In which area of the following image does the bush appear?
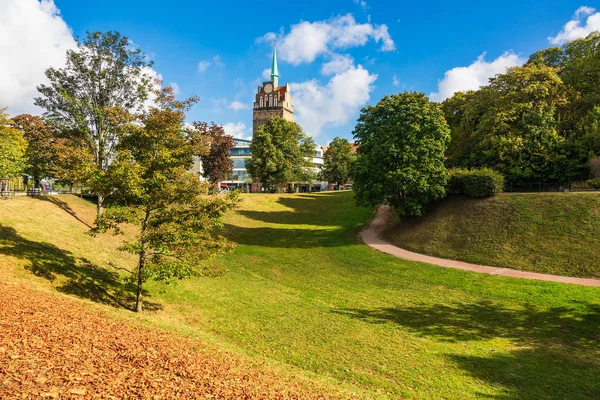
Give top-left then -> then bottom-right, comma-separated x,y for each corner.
448,168 -> 505,198
588,178 -> 600,189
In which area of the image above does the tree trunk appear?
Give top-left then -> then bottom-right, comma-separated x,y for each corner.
97,194 -> 104,216
135,250 -> 145,313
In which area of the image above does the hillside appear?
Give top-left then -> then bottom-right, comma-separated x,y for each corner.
1,193 -> 599,399
383,193 -> 600,279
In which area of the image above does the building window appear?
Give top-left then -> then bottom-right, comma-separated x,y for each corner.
260,97 -> 263,107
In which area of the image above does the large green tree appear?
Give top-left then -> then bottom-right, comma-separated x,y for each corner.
352,92 -> 450,218
246,118 -> 316,190
10,114 -> 56,188
321,137 -> 354,186
0,109 -> 28,184
92,89 -> 238,312
35,31 -> 153,215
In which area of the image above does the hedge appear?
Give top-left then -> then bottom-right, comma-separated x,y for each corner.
588,178 -> 600,189
448,168 -> 505,198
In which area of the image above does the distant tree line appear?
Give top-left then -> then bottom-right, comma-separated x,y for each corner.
352,31 -> 600,217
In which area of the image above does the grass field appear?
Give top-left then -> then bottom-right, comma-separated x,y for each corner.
1,193 -> 599,399
383,193 -> 600,279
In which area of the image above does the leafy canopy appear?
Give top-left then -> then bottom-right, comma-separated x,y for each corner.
35,31 -> 154,214
0,109 -> 28,180
92,88 -> 239,312
246,118 -> 316,189
352,92 -> 450,218
10,114 -> 56,186
321,137 -> 355,185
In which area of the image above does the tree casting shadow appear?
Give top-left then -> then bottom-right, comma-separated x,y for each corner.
333,301 -> 600,399
35,195 -> 93,228
0,224 -> 161,311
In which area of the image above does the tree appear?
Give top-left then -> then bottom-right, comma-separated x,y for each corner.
191,122 -> 235,185
0,109 -> 28,183
246,118 -> 316,190
321,137 -> 354,186
92,88 -> 239,312
35,31 -> 154,216
444,64 -> 569,182
352,92 -> 450,218
10,114 -> 56,188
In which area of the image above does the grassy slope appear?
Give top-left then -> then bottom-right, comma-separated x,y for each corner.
1,193 -> 599,399
384,193 -> 600,279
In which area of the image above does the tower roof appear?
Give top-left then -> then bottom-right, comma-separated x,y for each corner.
270,44 -> 279,87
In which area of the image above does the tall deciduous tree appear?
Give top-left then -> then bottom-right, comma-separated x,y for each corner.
92,89 -> 239,313
0,109 -> 28,183
10,114 -> 56,188
322,137 -> 354,186
443,64 -> 568,182
352,92 -> 450,218
192,122 -> 235,185
246,118 -> 316,191
35,31 -> 153,215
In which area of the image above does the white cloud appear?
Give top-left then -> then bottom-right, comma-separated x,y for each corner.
429,52 -> 524,102
353,0 -> 368,10
392,74 -> 400,87
197,60 -> 211,73
321,54 -> 354,75
212,55 -> 225,68
223,122 -> 250,140
262,68 -> 272,80
197,55 -> 225,73
293,64 -> 377,137
229,100 -> 249,111
170,82 -> 180,96
0,0 -> 76,115
549,6 -> 600,45
261,14 -> 395,65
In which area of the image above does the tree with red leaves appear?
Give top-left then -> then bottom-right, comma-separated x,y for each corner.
192,122 -> 235,185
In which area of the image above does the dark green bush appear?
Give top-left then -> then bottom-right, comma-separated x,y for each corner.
448,168 -> 505,198
588,178 -> 600,189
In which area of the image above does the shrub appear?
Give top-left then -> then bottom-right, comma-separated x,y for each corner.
588,178 -> 600,189
448,168 -> 505,198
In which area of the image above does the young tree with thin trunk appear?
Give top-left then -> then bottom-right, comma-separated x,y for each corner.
35,31 -> 153,216
91,88 -> 239,312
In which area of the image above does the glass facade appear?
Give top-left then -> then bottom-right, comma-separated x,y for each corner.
232,158 -> 249,169
230,147 -> 251,156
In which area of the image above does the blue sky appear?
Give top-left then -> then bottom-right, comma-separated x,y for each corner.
2,0 -> 598,143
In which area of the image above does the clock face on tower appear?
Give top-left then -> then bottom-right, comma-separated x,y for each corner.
264,83 -> 273,94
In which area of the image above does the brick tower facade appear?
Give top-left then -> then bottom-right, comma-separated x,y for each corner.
252,45 -> 294,134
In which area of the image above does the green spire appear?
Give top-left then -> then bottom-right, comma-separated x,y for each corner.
270,44 -> 279,87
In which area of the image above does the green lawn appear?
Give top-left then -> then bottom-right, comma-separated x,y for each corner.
384,193 -> 600,279
1,193 -> 599,399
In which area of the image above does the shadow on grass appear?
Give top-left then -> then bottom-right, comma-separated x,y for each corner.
333,302 -> 600,399
0,224 -> 161,312
35,195 -> 93,229
238,192 -> 364,227
221,224 -> 354,248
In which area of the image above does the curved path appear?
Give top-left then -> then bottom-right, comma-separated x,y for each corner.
361,206 -> 600,287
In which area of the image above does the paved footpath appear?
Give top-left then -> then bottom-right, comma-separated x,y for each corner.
361,206 -> 600,288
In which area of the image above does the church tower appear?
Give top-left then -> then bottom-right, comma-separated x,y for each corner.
253,45 -> 294,134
